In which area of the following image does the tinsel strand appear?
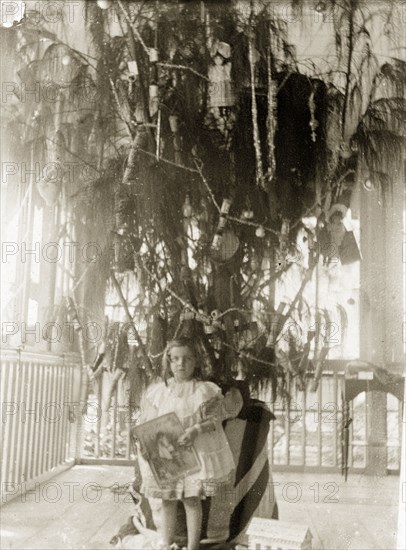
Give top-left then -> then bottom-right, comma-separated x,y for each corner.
266,27 -> 277,183
249,34 -> 265,190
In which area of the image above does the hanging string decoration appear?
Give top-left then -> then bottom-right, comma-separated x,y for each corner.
249,33 -> 265,190
149,47 -> 159,117
266,28 -> 277,185
308,85 -> 319,143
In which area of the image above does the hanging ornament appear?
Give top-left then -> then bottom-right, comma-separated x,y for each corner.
128,75 -> 136,99
211,233 -> 223,251
220,198 -> 232,215
211,310 -> 221,321
350,137 -> 358,153
169,115 -> 179,133
315,1 -> 327,13
128,60 -> 139,77
149,47 -> 159,117
204,323 -> 215,335
97,0 -> 111,9
250,256 -> 259,270
149,85 -> 159,117
363,176 -> 373,191
339,142 -> 352,159
281,219 -> 290,237
169,113 -> 182,163
208,42 -> 235,108
242,199 -> 254,219
211,230 -> 240,262
61,55 -> 71,66
182,194 -> 192,218
255,226 -> 266,238
211,199 -> 235,257
149,48 -> 159,63
206,42 -> 236,145
183,307 -> 195,321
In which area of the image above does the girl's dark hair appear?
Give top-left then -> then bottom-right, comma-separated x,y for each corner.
161,337 -> 203,384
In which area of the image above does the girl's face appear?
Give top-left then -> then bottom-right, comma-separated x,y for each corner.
168,346 -> 196,382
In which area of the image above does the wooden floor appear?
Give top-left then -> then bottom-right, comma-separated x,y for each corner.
0,466 -> 400,550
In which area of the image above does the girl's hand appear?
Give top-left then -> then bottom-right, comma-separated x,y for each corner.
177,426 -> 199,446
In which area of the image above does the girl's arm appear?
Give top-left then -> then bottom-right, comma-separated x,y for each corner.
177,418 -> 216,446
177,400 -> 220,446
199,387 -> 243,424
178,386 -> 243,446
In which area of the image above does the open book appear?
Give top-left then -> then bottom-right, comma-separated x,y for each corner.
133,412 -> 201,487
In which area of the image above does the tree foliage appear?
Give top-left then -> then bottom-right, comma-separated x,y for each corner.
3,0 -> 404,397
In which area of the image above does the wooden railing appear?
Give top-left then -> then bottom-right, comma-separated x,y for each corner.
77,364 -> 403,473
0,349 -> 82,504
260,364 -> 403,473
1,350 -> 401,500
77,370 -> 136,465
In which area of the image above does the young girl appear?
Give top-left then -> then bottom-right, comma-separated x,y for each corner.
137,337 -> 236,550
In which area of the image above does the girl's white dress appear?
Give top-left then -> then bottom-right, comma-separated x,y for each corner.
138,378 -> 235,500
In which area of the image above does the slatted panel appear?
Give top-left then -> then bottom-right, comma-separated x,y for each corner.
0,350 -> 81,503
79,371 -> 136,462
76,365 -> 402,472
257,367 -> 401,472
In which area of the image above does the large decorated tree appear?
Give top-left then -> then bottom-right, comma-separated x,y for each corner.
2,0 -> 405,401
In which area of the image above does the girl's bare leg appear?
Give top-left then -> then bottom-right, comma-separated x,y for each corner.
161,499 -> 178,548
183,496 -> 202,550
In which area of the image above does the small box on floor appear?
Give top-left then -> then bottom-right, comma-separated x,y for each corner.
245,517 -> 313,549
